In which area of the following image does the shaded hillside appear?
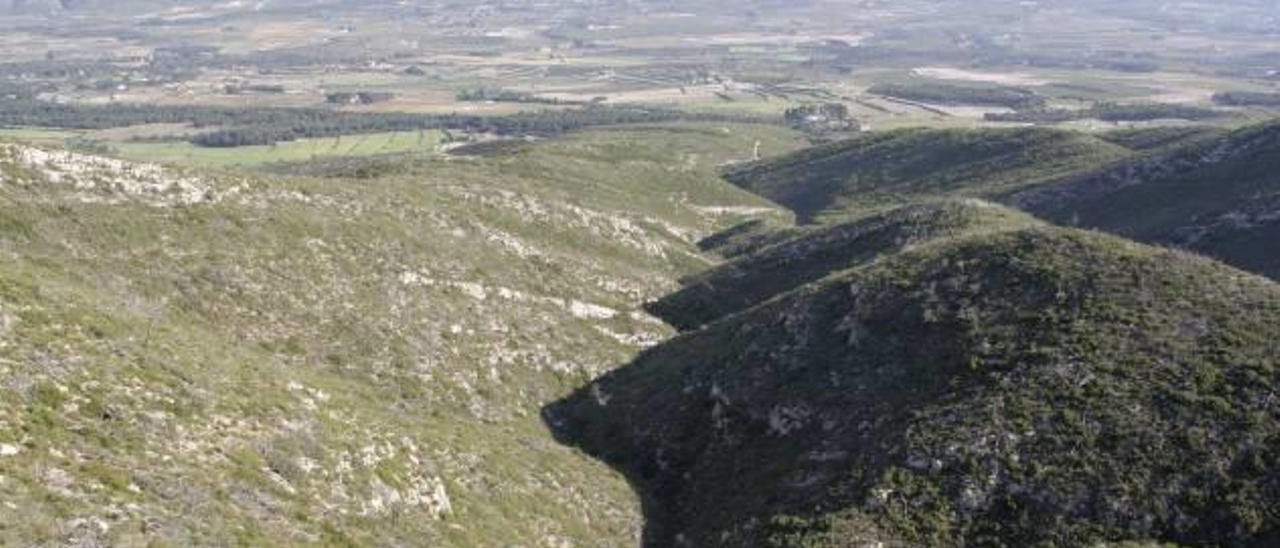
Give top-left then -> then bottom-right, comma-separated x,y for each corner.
1013,121 -> 1280,279
548,220 -> 1280,547
650,200 -> 1041,331
723,127 -> 1132,223
695,218 -> 805,260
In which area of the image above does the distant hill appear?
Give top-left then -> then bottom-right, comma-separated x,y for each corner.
1013,121 -> 1280,279
726,121 -> 1280,280
724,127 -> 1132,223
549,214 -> 1280,546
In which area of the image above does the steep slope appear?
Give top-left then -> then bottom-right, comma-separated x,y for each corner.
723,127 -> 1133,223
1012,121 -> 1280,279
649,200 -> 1042,331
0,123 -> 804,546
695,218 -> 803,260
549,218 -> 1280,547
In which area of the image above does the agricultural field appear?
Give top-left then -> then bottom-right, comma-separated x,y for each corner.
111,130 -> 447,167
0,127 -> 83,146
0,127 -> 449,168
2,0 -> 1277,144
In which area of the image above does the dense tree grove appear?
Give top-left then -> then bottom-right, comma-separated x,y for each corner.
189,106 -> 771,147
0,99 -> 775,147
986,102 -> 1223,123
0,82 -> 37,100
324,91 -> 396,105
814,44 -> 1161,75
986,51 -> 1161,73
783,103 -> 850,125
868,82 -> 1046,109
225,84 -> 286,95
783,103 -> 858,133
0,99 -> 330,130
456,88 -> 586,105
1213,91 -> 1280,107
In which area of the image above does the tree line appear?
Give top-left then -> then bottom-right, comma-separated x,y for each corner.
1213,91 -> 1280,107
0,99 -> 776,147
985,103 -> 1223,123
456,88 -> 589,106
867,82 -> 1046,110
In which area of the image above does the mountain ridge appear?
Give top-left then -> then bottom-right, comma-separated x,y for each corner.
550,215 -> 1280,546
648,199 -> 1041,331
724,120 -> 1280,280
723,127 -> 1133,224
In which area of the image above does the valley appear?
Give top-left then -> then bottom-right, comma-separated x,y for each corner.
0,1 -> 1278,547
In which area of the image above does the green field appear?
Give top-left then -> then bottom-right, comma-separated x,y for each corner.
112,130 -> 447,167
0,127 -> 85,146
1,128 -> 449,168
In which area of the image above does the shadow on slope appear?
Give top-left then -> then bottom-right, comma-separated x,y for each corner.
1012,120 -> 1280,279
695,218 -> 806,260
547,217 -> 1280,547
648,200 -> 1040,331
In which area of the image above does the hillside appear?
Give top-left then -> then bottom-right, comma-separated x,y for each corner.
4,0 -> 1280,545
723,127 -> 1133,223
649,200 -> 1042,331
0,124 -> 803,546
1012,121 -> 1280,279
726,121 -> 1280,280
695,218 -> 803,261
1094,126 -> 1227,153
549,216 -> 1280,547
